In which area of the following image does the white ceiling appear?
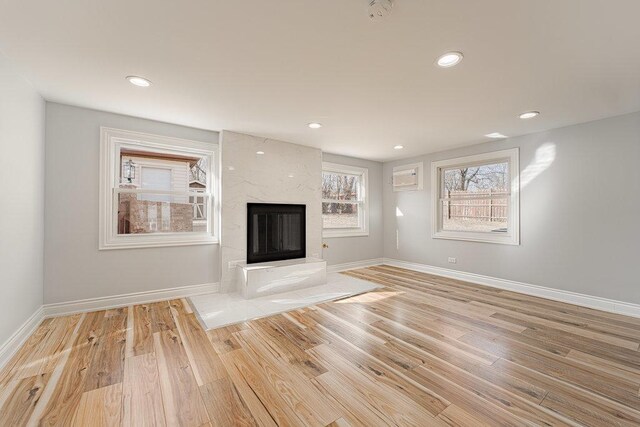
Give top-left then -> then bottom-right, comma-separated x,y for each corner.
1,0 -> 640,161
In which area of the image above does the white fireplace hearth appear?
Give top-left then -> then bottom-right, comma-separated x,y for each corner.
237,257 -> 327,299
189,271 -> 380,330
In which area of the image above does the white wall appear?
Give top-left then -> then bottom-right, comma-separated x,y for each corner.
321,153 -> 384,266
0,55 -> 45,345
44,103 -> 220,304
219,131 -> 323,292
384,112 -> 640,304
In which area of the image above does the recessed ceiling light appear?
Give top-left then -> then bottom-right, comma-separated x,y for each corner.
519,111 -> 540,119
394,145 -> 404,150
485,132 -> 508,139
126,76 -> 152,87
287,174 -> 294,178
436,52 -> 464,68
308,122 -> 323,129
256,151 -> 265,155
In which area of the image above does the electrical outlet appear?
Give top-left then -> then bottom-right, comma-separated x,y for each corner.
448,257 -> 457,264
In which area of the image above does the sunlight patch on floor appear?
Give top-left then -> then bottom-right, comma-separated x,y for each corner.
335,290 -> 403,304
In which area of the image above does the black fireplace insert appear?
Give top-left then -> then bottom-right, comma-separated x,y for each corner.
247,203 -> 306,264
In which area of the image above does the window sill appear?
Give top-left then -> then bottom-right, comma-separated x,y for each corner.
432,231 -> 519,246
99,236 -> 219,250
323,230 -> 370,239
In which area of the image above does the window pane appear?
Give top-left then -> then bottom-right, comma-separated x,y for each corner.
443,161 -> 509,194
120,150 -> 207,194
140,167 -> 172,202
117,192 -> 209,234
117,149 -> 211,234
322,172 -> 360,201
322,202 -> 360,228
441,161 -> 509,233
189,157 -> 207,185
441,198 -> 508,233
141,167 -> 171,190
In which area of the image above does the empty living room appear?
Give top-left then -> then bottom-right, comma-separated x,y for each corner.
2,1 -> 640,426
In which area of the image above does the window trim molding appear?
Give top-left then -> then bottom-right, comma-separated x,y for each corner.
322,162 -> 370,238
99,127 -> 219,250
431,148 -> 520,245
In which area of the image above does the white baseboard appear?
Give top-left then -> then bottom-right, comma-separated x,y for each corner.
383,258 -> 640,319
0,282 -> 219,371
327,258 -> 384,274
43,282 -> 220,318
0,306 -> 45,371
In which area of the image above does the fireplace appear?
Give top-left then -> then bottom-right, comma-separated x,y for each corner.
247,203 -> 306,264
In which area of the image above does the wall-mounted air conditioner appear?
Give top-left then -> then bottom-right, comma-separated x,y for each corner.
392,162 -> 423,192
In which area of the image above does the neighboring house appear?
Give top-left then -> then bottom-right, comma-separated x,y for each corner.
188,160 -> 208,230
118,151 -> 207,234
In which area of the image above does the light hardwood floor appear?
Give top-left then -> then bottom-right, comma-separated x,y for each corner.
1,265 -> 640,426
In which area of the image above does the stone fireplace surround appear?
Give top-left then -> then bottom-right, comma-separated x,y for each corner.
219,131 -> 323,294
189,130 -> 378,327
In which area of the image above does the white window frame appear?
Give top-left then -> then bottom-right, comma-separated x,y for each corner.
99,127 -> 219,250
322,162 -> 369,238
431,148 -> 520,245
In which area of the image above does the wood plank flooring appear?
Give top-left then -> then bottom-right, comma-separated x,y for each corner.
1,265 -> 640,426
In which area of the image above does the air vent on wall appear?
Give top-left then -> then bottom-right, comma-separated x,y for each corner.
392,162 -> 423,192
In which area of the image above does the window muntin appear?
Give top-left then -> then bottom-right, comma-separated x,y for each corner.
432,149 -> 519,245
100,128 -> 218,249
322,162 -> 369,237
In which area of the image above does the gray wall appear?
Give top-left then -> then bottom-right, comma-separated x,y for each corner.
384,112 -> 640,304
322,153 -> 384,266
0,55 -> 45,345
44,103 -> 220,304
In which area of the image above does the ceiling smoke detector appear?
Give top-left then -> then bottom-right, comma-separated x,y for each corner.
368,0 -> 393,22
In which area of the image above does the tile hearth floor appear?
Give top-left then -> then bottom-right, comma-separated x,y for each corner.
189,272 -> 380,330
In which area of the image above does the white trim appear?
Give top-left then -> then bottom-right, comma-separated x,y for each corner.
43,282 -> 220,318
382,258 -> 640,319
0,282 -> 220,370
327,258 -> 384,273
322,162 -> 370,238
323,230 -> 370,238
0,306 -> 45,370
431,148 -> 520,245
99,127 -> 219,250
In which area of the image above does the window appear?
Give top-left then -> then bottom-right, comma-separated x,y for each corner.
431,148 -> 519,245
99,127 -> 218,249
322,162 -> 369,237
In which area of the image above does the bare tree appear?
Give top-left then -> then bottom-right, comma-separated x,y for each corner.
444,163 -> 508,192
189,158 -> 207,184
322,173 -> 358,214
